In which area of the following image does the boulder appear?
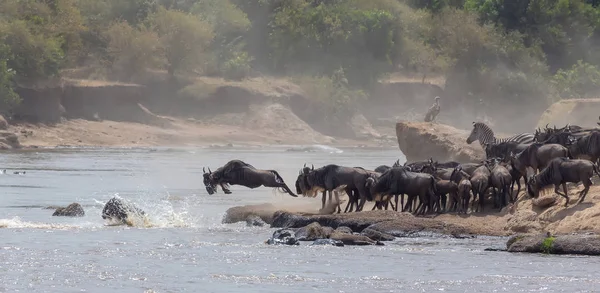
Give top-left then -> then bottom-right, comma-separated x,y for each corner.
396,121 -> 484,162
334,226 -> 354,234
266,229 -> 300,246
52,203 -> 85,217
532,196 -> 557,209
507,233 -> 600,255
294,222 -> 334,241
360,227 -> 395,241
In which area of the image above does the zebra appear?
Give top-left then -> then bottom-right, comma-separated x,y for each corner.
466,122 -> 534,149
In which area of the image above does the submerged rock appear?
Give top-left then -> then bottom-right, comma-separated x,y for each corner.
311,239 -> 344,247
361,228 -> 395,241
330,232 -> 383,246
507,233 -> 600,255
266,229 -> 300,246
52,203 -> 85,217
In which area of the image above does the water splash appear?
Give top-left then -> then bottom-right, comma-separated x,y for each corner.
0,217 -> 82,230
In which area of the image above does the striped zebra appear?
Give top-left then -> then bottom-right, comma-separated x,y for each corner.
466,122 -> 534,149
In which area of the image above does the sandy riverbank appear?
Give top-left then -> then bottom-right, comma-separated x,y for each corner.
8,117 -> 396,149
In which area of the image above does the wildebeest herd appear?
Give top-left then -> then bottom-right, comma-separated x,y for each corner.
202,118 -> 600,215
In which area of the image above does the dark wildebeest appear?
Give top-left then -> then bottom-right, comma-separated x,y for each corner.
567,131 -> 600,165
420,162 -> 456,212
457,163 -> 484,177
450,166 -> 472,214
509,143 -> 572,181
527,157 -> 600,206
374,159 -> 402,175
303,164 -> 375,213
484,141 -> 530,160
101,197 -> 146,225
484,158 -> 513,209
203,160 -> 297,197
369,167 -> 437,215
469,165 -> 491,213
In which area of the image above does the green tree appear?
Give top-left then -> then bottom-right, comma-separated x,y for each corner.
147,7 -> 215,77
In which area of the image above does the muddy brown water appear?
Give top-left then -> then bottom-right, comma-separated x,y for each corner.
0,146 -> 599,293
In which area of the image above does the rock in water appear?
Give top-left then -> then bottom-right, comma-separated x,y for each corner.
246,215 -> 267,227
101,197 -> 145,224
52,203 -> 85,217
310,239 -> 344,247
266,229 -> 300,246
295,222 -> 334,241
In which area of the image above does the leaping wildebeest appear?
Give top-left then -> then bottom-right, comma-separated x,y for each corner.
527,157 -> 600,206
203,160 -> 297,197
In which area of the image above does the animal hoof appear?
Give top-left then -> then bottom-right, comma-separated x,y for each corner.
224,190 -> 232,194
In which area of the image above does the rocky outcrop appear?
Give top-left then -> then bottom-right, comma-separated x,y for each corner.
52,203 -> 85,217
271,210 -> 473,238
396,121 -> 485,162
507,233 -> 600,255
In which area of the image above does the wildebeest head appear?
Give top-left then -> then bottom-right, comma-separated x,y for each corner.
526,175 -> 540,198
203,167 -> 217,195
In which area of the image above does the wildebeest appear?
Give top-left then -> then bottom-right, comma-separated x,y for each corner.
469,165 -> 491,213
102,197 -> 146,225
302,164 -> 376,213
483,141 -> 530,160
374,159 -> 401,174
509,143 -> 571,180
450,166 -> 472,214
567,131 -> 600,164
370,167 -> 437,215
527,157 -> 600,206
484,158 -> 512,209
203,160 -> 297,197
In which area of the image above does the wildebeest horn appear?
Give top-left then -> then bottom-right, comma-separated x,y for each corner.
203,167 -> 206,173
303,163 -> 306,168
208,167 -> 212,173
311,164 -> 314,170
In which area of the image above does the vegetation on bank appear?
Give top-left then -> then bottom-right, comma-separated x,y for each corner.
1,0 -> 600,120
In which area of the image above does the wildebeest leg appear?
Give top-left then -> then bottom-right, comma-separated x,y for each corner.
554,183 -> 569,207
332,190 -> 341,213
403,195 -> 414,212
394,194 -> 400,212
220,183 -> 232,194
321,190 -> 327,210
578,179 -> 592,204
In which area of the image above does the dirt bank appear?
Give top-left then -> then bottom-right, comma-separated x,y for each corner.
7,76 -> 398,148
536,98 -> 600,129
396,121 -> 485,162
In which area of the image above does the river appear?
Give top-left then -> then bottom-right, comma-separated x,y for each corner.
0,146 -> 599,293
